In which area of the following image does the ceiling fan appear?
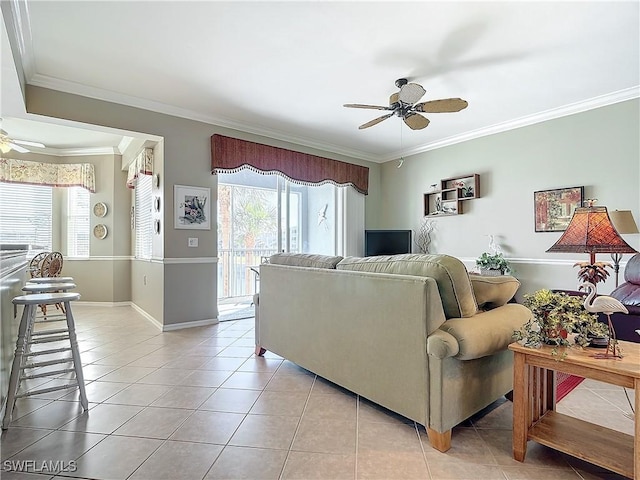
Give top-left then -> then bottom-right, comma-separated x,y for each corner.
0,121 -> 46,154
344,78 -> 468,130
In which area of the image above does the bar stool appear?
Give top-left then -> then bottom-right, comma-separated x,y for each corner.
2,292 -> 88,429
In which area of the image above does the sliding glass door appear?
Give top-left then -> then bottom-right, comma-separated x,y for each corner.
217,169 -> 338,299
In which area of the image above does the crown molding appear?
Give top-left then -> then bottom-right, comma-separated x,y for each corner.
28,73 -> 376,163
380,86 -> 640,163
31,72 -> 639,164
26,145 -> 121,157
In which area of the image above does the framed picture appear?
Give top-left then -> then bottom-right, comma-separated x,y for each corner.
174,185 -> 211,230
534,186 -> 584,232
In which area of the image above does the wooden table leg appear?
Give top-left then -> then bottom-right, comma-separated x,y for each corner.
634,378 -> 639,480
512,351 -> 528,462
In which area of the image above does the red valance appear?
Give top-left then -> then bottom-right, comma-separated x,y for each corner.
211,135 -> 369,195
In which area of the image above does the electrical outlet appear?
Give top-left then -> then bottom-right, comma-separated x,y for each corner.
188,237 -> 198,247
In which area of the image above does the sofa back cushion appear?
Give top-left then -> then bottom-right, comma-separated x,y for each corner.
624,253 -> 640,285
269,253 -> 343,269
611,253 -> 640,309
337,254 -> 477,318
469,274 -> 520,310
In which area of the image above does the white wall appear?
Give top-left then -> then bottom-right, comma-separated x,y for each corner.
378,99 -> 640,297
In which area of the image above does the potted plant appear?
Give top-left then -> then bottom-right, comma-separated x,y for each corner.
513,289 -> 608,350
475,252 -> 511,275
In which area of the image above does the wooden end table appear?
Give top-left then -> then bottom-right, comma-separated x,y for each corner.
509,341 -> 639,479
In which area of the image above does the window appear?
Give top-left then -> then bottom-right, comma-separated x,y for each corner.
0,183 -> 52,250
67,187 -> 90,257
135,174 -> 153,259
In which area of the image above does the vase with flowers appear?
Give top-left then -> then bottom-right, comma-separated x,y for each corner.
513,289 -> 608,351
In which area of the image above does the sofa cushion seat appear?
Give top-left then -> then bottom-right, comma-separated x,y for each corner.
337,254 -> 477,319
437,304 -> 532,360
269,253 -> 343,269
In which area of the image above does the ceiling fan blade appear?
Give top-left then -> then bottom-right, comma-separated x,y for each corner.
9,142 -> 29,153
415,98 -> 469,113
398,83 -> 426,104
403,112 -> 430,130
344,103 -> 392,111
359,113 -> 394,130
14,139 -> 45,148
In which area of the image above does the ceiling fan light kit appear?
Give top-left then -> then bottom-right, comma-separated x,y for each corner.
344,78 -> 468,131
0,120 -> 46,154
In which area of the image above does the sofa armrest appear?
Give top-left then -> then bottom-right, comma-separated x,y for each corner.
439,304 -> 532,360
427,329 -> 460,359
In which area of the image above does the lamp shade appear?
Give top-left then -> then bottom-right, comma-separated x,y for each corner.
546,206 -> 637,262
609,210 -> 639,234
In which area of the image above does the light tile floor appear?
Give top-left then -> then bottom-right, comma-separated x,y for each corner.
1,304 -> 635,480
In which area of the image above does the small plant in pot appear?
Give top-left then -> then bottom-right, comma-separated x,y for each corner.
513,289 -> 608,352
475,252 -> 511,276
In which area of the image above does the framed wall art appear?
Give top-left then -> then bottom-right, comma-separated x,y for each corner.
174,185 -> 211,230
534,186 -> 584,232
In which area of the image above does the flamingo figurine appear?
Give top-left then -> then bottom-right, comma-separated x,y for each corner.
579,282 -> 628,358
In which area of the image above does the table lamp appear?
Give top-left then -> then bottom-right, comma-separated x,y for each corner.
608,210 -> 639,287
546,204 -> 637,289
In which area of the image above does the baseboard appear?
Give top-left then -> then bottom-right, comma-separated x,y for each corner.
76,301 -> 220,332
162,318 -> 219,332
129,303 -> 163,331
76,301 -> 132,307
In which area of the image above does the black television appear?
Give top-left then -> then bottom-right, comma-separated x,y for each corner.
364,230 -> 412,257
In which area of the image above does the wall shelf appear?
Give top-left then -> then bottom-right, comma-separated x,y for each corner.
424,174 -> 480,216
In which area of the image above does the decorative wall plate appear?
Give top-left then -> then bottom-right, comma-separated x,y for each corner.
93,202 -> 108,217
93,224 -> 108,239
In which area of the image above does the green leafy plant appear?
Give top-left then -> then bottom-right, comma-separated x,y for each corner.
475,252 -> 511,274
513,289 -> 608,353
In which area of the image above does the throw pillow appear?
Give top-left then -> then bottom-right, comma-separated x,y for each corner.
470,273 -> 520,310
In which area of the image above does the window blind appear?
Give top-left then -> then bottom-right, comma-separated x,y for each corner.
0,183 -> 52,250
135,174 -> 153,259
67,187 -> 90,257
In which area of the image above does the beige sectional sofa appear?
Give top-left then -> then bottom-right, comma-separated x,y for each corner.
256,253 -> 531,452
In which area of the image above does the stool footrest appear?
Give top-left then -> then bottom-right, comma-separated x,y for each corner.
21,368 -> 75,380
16,383 -> 78,398
29,335 -> 70,344
31,328 -> 69,336
24,347 -> 71,357
22,357 -> 73,368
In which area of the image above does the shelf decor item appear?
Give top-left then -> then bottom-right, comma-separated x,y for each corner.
93,224 -> 108,240
174,185 -> 210,230
534,186 -> 583,232
424,173 -> 479,217
93,202 -> 108,218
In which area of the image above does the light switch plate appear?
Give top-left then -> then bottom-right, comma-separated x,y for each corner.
188,237 -> 198,247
